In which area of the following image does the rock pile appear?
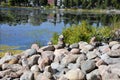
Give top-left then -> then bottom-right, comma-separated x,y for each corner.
0,35 -> 120,80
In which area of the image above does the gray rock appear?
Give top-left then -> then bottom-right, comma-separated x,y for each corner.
61,54 -> 78,66
99,64 -> 120,80
0,69 -> 11,78
51,62 -> 60,69
70,48 -> 81,54
28,54 -> 40,67
40,45 -> 55,51
2,63 -> 22,72
99,45 -> 110,54
20,71 -> 34,80
31,43 -> 39,51
44,66 -> 53,73
30,65 -> 40,72
109,41 -> 119,47
70,43 -> 79,49
41,51 -> 55,62
0,54 -> 16,65
87,51 -> 97,59
81,60 -> 96,73
111,44 -> 120,50
64,68 -> 85,80
101,54 -> 120,64
43,71 -> 53,79
107,49 -> 120,57
67,63 -> 80,69
58,76 -> 68,80
79,41 -> 88,49
22,49 -> 37,57
86,69 -> 101,80
76,54 -> 87,65
80,44 -> 94,53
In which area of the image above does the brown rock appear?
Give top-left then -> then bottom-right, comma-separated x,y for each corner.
70,49 -> 81,54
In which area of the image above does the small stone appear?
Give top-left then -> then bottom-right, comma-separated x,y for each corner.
96,59 -> 106,67
76,54 -> 87,65
40,45 -> 55,51
51,62 -> 60,69
22,49 -> 37,57
81,60 -> 96,73
70,43 -> 79,49
87,51 -> 97,59
43,71 -> 53,79
111,44 -> 120,50
20,71 -> 34,80
64,68 -> 85,80
70,48 -> 80,54
31,43 -> 39,51
99,45 -> 110,54
30,65 -> 40,72
8,58 -> 18,64
44,66 -> 53,73
109,41 -> 119,47
107,50 -> 120,57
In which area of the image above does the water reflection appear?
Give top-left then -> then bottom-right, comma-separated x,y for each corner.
0,8 -> 120,49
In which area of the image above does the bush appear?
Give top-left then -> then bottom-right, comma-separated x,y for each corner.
52,21 -> 119,44
1,2 -> 10,7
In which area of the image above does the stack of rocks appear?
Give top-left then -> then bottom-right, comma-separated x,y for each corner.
0,35 -> 120,80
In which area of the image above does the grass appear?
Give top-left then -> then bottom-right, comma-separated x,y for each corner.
0,45 -> 23,57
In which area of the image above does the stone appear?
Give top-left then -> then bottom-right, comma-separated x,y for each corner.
31,43 -> 39,51
21,56 -> 29,69
43,71 -> 53,79
70,48 -> 80,54
51,62 -> 60,69
86,69 -> 101,80
80,44 -> 94,53
44,66 -> 53,73
70,43 -> 79,49
22,49 -> 37,57
96,59 -> 106,67
109,41 -> 119,47
0,54 -> 16,65
107,49 -> 120,57
86,51 -> 97,59
67,63 -> 80,69
41,51 -> 55,62
38,57 -> 51,71
81,60 -> 96,73
28,54 -> 40,67
61,54 -> 78,66
101,54 -> 120,64
58,76 -> 68,80
79,41 -> 88,49
99,45 -> 110,54
36,74 -> 50,80
76,54 -> 87,65
54,49 -> 68,62
111,44 -> 120,50
64,68 -> 85,80
8,58 -> 18,64
40,45 -> 55,51
2,63 -> 22,72
30,65 -> 40,72
20,71 -> 34,80
89,37 -> 96,45
0,69 -> 11,78
98,64 -> 120,80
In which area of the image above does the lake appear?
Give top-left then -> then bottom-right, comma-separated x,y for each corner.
0,8 -> 120,50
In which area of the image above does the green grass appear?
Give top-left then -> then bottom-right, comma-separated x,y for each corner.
0,45 -> 23,57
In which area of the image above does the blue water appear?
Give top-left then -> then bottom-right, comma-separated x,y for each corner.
0,8 -> 120,50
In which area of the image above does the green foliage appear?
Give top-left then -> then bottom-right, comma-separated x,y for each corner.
51,32 -> 59,44
52,21 -> 120,44
1,2 -> 10,7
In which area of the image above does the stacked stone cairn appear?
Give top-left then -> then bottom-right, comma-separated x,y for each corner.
0,35 -> 120,80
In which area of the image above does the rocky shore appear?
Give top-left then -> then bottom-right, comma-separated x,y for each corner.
0,35 -> 120,80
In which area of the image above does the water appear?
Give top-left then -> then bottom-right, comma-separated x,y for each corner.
0,8 -> 120,50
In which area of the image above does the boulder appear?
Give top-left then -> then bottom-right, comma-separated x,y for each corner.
99,45 -> 110,54
111,44 -> 120,50
30,65 -> 40,72
0,54 -> 16,65
28,54 -> 40,67
86,69 -> 101,80
101,54 -> 120,64
2,63 -> 22,72
31,43 -> 39,51
64,68 -> 85,80
20,71 -> 34,80
41,51 -> 55,62
109,41 -> 119,47
86,51 -> 97,59
107,49 -> 120,58
70,49 -> 81,54
81,60 -> 96,73
40,45 -> 55,51
22,49 -> 37,57
70,43 -> 79,49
